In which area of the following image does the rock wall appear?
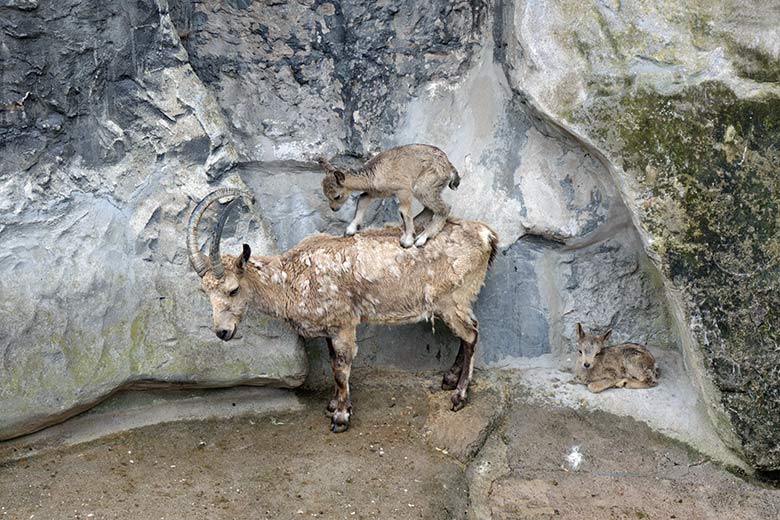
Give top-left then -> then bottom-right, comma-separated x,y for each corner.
497,0 -> 780,471
1,0 -> 776,472
0,0 -> 306,440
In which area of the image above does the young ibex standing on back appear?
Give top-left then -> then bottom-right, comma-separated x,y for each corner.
319,144 -> 460,248
574,323 -> 659,393
187,188 -> 497,433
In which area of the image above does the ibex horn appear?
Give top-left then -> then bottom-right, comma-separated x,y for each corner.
186,188 -> 250,278
208,197 -> 242,280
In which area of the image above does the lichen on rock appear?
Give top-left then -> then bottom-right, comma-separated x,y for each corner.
580,82 -> 780,470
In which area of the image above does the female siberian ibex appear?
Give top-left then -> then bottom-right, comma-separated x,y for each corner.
319,144 -> 460,248
188,188 -> 497,433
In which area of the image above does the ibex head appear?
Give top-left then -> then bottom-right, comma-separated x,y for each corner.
318,157 -> 348,211
187,189 -> 254,341
575,323 -> 612,370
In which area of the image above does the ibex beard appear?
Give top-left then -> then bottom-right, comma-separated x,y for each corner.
188,189 -> 497,433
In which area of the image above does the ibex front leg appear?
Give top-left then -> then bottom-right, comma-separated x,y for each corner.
346,192 -> 373,236
327,327 -> 356,433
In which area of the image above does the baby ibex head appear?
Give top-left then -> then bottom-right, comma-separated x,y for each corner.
319,157 -> 348,211
187,189 -> 254,341
575,323 -> 612,370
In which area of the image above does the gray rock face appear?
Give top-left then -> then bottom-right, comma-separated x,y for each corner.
1,0 -> 775,472
496,0 -> 780,472
0,0 -> 305,440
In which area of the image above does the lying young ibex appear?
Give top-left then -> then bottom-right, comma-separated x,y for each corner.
187,188 -> 497,433
319,144 -> 460,248
574,323 -> 659,393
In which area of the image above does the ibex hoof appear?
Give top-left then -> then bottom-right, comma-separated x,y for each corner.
414,234 -> 428,247
441,372 -> 459,391
450,391 -> 466,412
345,224 -> 358,236
331,410 -> 350,433
326,399 -> 338,413
400,235 -> 414,248
331,422 -> 349,433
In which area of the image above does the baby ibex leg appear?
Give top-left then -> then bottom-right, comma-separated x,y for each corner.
397,192 -> 415,248
414,190 -> 450,247
328,328 -> 356,433
621,378 -> 657,389
346,192 -> 373,236
587,379 -> 617,393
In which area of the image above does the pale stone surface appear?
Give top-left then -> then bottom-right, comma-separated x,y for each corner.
0,0 -> 305,440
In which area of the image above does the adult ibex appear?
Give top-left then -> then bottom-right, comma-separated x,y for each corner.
187,188 -> 497,432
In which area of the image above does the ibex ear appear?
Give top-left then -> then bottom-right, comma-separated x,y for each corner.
318,157 -> 331,171
333,169 -> 345,186
601,329 -> 612,342
235,243 -> 251,271
576,322 -> 585,340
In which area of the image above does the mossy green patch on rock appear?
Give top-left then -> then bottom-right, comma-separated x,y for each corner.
579,81 -> 780,471
725,40 -> 780,84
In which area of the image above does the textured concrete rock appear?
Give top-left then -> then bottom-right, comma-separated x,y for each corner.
174,0 -> 485,159
498,0 -> 780,471
0,0 -> 304,440
423,376 -> 505,463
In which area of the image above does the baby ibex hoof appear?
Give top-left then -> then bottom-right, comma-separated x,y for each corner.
345,224 -> 359,236
400,235 -> 415,248
450,392 -> 466,412
414,234 -> 429,247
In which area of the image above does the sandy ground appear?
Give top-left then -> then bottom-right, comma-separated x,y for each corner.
0,370 -> 778,520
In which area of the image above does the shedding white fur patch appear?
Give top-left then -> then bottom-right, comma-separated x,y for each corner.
565,446 -> 583,471
479,226 -> 493,245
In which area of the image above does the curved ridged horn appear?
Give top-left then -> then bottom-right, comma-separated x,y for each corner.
209,197 -> 241,279
186,188 -> 247,278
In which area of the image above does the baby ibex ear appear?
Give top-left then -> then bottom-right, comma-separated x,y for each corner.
601,329 -> 612,342
317,157 -> 332,171
235,243 -> 251,271
576,322 -> 585,340
317,157 -> 346,185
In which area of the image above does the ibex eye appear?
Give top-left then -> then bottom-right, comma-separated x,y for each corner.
578,350 -> 582,354
229,287 -> 239,297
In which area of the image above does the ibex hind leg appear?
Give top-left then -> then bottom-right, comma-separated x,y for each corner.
397,191 -> 415,248
442,341 -> 465,391
325,338 -> 339,413
622,377 -> 658,389
587,379 -> 617,393
439,312 -> 478,411
413,189 -> 450,247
